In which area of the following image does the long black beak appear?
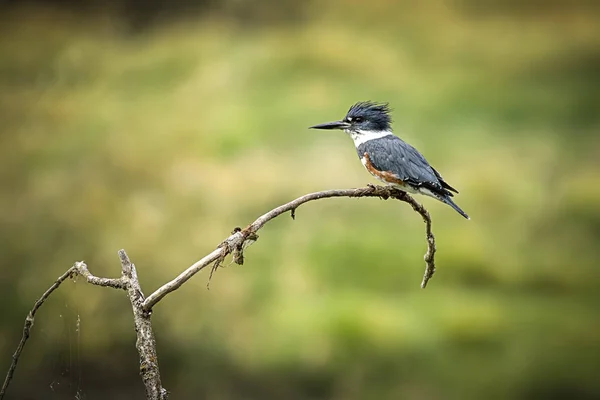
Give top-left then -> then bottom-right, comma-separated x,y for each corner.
309,120 -> 350,130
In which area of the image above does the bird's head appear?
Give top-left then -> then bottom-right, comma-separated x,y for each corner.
309,101 -> 392,136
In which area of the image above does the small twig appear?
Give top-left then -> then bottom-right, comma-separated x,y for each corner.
0,267 -> 77,399
142,185 -> 438,311
207,245 -> 229,289
0,262 -> 126,399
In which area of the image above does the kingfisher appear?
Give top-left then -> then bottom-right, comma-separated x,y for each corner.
309,101 -> 469,219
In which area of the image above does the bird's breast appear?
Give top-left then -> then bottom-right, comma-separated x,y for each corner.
360,153 -> 408,188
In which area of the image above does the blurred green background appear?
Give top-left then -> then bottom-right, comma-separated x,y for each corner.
1,0 -> 600,399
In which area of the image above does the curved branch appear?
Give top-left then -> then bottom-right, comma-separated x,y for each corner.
2,186 -> 437,400
0,267 -> 76,399
142,185 -> 436,311
0,262 -> 126,400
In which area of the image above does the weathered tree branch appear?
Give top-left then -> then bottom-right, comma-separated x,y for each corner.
0,256 -> 167,400
118,250 -> 167,400
142,185 -> 436,311
0,262 -> 126,400
0,266 -> 76,399
76,260 -> 127,289
2,184 -> 437,400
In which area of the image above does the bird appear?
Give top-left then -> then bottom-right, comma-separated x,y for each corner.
309,101 -> 469,219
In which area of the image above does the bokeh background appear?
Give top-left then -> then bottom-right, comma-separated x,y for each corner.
1,0 -> 600,399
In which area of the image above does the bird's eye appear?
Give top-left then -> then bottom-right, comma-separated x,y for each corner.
354,117 -> 363,123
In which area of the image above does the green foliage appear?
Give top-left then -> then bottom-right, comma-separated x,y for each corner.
1,2 -> 599,399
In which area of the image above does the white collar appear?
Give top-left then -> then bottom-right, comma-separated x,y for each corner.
347,129 -> 394,147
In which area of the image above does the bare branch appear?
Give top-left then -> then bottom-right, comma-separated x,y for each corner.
1,257 -> 169,399
0,265 -> 77,399
75,261 -> 127,289
143,185 -> 437,311
0,267 -> 77,399
118,250 -> 168,400
0,262 -> 126,399
397,194 -> 437,288
2,185 -> 437,400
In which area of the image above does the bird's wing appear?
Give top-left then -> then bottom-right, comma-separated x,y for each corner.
360,136 -> 451,196
432,167 -> 459,194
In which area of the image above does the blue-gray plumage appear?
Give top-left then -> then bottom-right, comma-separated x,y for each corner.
309,101 -> 469,219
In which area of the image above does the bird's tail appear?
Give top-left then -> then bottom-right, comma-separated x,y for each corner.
440,196 -> 470,220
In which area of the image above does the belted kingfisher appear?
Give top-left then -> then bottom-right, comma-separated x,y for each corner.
310,101 -> 469,219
